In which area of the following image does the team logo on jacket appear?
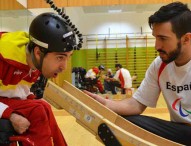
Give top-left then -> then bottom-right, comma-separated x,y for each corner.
14,70 -> 22,75
172,98 -> 191,117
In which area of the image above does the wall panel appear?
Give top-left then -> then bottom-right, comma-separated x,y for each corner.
0,0 -> 25,10
27,0 -> 67,9
67,0 -> 102,7
120,0 -> 172,4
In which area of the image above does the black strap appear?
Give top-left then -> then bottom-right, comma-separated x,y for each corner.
98,123 -> 122,146
0,119 -> 15,144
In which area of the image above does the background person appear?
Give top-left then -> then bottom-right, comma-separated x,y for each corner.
104,64 -> 133,95
103,68 -> 114,92
84,2 -> 191,145
85,65 -> 105,94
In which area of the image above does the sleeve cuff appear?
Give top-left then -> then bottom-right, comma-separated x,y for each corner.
2,107 -> 14,119
27,94 -> 36,99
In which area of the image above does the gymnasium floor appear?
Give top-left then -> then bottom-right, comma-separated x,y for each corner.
51,93 -> 169,146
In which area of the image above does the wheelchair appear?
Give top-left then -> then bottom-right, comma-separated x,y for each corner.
0,119 -> 34,146
82,78 -> 99,93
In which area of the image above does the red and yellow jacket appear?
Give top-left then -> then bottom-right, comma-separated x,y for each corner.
0,31 -> 40,118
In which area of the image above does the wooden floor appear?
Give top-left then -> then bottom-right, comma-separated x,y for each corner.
52,93 -> 169,146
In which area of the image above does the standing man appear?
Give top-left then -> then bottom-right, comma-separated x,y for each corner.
84,2 -> 191,145
0,12 -> 82,146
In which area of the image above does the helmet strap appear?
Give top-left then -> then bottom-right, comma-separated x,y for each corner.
31,48 -> 46,71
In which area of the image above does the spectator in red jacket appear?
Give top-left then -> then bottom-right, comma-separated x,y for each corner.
85,65 -> 105,93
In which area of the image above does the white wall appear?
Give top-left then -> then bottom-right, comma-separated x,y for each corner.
66,7 -> 155,48
0,7 -> 156,48
0,16 -> 29,32
65,7 -> 153,34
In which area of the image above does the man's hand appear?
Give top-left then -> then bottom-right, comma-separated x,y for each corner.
9,113 -> 30,134
83,90 -> 106,105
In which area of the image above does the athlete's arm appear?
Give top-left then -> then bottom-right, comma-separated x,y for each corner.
10,113 -> 30,134
83,90 -> 146,116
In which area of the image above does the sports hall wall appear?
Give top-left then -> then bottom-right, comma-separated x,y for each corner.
0,5 -> 160,87
69,7 -> 158,88
72,38 -> 157,88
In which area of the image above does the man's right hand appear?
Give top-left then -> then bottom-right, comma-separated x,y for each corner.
9,113 -> 30,134
83,90 -> 106,105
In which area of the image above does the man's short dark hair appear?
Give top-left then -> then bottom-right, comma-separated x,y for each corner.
115,64 -> 122,68
148,2 -> 191,39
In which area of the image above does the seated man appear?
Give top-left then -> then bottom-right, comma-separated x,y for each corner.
103,68 -> 114,92
105,64 -> 132,94
85,65 -> 105,94
0,11 -> 82,146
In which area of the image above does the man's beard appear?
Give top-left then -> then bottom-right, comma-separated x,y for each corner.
158,42 -> 181,63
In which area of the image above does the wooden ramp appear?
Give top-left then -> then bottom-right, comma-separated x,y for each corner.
43,80 -> 182,146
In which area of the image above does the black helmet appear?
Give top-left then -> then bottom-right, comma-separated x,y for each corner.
29,12 -> 76,52
98,65 -> 105,70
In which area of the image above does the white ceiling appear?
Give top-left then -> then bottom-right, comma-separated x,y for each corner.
82,4 -> 165,13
